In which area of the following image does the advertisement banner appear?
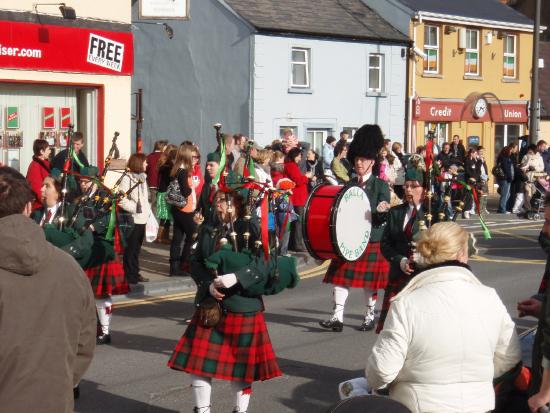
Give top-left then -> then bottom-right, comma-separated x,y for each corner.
6,106 -> 19,129
43,107 -> 55,129
60,107 -> 71,129
0,20 -> 133,75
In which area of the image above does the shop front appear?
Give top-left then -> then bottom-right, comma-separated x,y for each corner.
0,16 -> 133,172
413,96 -> 528,177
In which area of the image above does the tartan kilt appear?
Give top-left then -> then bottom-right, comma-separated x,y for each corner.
156,191 -> 172,221
168,311 -> 282,383
84,256 -> 130,298
376,272 -> 409,334
322,242 -> 389,289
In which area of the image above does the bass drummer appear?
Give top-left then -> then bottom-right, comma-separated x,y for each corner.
319,124 -> 391,332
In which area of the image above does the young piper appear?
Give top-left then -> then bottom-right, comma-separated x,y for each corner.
319,124 -> 391,332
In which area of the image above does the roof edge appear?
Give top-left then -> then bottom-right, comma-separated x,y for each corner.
254,27 -> 411,44
417,11 -> 542,33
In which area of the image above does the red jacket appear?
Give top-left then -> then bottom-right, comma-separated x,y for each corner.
271,169 -> 285,187
26,158 -> 50,210
145,151 -> 162,188
284,160 -> 309,207
192,163 -> 204,197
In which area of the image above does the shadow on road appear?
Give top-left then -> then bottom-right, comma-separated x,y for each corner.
275,357 -> 362,411
75,380 -> 178,413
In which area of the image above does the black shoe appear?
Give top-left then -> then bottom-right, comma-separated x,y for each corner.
169,263 -> 186,277
359,319 -> 376,331
137,275 -> 149,282
73,385 -> 80,400
96,333 -> 111,345
319,318 -> 343,332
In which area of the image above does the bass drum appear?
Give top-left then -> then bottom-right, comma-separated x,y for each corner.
302,184 -> 371,262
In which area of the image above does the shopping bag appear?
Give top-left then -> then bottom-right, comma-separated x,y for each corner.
145,213 -> 159,243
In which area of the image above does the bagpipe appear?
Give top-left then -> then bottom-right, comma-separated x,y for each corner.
420,135 -> 491,239
52,132 -> 142,252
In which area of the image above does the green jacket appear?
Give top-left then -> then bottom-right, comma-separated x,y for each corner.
353,175 -> 390,242
191,215 -> 299,313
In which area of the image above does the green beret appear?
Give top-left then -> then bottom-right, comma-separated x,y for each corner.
80,166 -> 99,178
206,152 -> 221,163
50,168 -> 63,182
405,167 -> 424,186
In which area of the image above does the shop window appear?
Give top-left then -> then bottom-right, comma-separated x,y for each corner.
290,48 -> 310,88
495,123 -> 522,160
367,54 -> 384,92
424,122 -> 448,148
465,29 -> 479,75
423,25 -> 439,74
503,34 -> 516,78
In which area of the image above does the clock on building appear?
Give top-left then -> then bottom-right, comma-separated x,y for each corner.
473,97 -> 488,119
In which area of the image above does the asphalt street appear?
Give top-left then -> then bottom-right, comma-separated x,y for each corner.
76,213 -> 545,413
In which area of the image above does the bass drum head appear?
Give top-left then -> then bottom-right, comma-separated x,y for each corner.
331,185 -> 371,262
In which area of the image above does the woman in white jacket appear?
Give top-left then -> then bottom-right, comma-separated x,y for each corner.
366,222 -> 521,413
119,153 -> 151,284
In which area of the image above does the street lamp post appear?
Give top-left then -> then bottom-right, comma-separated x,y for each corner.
529,0 -> 541,144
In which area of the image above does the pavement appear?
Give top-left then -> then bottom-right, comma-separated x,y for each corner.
74,196 -> 547,412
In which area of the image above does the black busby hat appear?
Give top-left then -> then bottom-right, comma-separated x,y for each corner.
347,124 -> 384,164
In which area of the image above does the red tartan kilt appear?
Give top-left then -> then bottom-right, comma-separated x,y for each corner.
376,272 -> 409,334
168,311 -> 282,383
84,257 -> 130,297
323,242 -> 389,289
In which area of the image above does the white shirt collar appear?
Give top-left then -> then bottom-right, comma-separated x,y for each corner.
359,172 -> 372,184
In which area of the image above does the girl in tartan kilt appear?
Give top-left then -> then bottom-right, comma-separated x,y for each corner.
319,125 -> 391,333
168,189 -> 299,413
77,168 -> 130,345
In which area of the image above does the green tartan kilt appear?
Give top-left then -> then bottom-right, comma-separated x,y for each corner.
156,191 -> 172,221
168,310 -> 282,383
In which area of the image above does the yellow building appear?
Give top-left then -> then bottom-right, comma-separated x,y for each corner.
364,0 -> 536,181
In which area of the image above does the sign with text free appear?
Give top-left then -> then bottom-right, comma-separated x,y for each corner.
414,99 -> 528,123
0,20 -> 133,75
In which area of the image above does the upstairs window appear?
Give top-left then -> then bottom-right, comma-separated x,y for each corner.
291,48 -> 310,88
423,25 -> 439,73
465,29 -> 480,75
367,54 -> 384,92
503,34 -> 517,78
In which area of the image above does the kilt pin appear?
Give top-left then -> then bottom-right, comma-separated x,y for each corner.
168,311 -> 281,383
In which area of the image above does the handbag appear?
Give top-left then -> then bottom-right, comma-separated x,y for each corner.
197,296 -> 223,328
492,165 -> 505,180
165,178 -> 188,208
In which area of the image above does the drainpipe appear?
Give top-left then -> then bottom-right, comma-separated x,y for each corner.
407,19 -> 418,153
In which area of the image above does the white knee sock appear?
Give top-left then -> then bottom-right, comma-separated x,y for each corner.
95,297 -> 112,335
332,286 -> 349,322
191,375 -> 212,412
363,289 -> 376,321
232,381 -> 252,413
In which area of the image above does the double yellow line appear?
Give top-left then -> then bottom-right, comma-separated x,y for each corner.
115,260 -> 330,309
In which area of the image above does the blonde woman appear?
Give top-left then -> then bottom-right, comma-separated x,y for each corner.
169,144 -> 197,276
367,222 -> 520,413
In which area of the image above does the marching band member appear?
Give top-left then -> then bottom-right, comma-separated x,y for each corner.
77,167 -> 130,345
378,166 -> 427,333
168,189 -> 299,413
319,124 -> 391,332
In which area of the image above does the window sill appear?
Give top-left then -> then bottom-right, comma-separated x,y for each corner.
422,73 -> 443,79
463,75 -> 483,81
365,91 -> 388,97
502,78 -> 519,83
288,87 -> 313,94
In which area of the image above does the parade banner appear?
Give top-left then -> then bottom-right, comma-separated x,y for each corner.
0,20 -> 133,75
60,107 -> 72,129
6,106 -> 19,129
43,107 -> 55,129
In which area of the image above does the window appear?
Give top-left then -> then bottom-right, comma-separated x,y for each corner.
503,34 -> 516,78
367,54 -> 384,92
495,124 -> 522,161
291,48 -> 310,88
307,129 -> 330,154
423,25 -> 439,73
424,122 -> 448,148
465,29 -> 479,75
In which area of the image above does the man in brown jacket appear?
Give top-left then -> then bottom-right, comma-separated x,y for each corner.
0,167 -> 96,413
